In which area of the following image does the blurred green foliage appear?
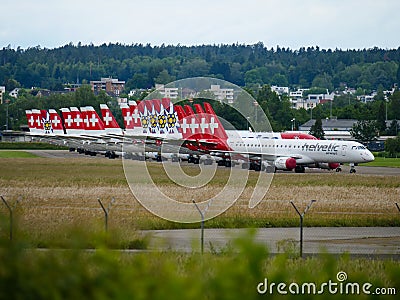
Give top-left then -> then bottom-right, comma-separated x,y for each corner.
0,229 -> 398,299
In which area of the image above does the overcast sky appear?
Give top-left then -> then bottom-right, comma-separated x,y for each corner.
2,0 -> 399,50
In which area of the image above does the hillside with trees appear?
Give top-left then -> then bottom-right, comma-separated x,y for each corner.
1,43 -> 400,92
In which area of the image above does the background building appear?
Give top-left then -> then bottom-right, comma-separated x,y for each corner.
155,84 -> 179,99
0,86 -> 5,104
90,77 -> 125,96
209,85 -> 234,103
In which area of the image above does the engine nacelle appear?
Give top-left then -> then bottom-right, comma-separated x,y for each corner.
315,162 -> 340,170
274,157 -> 296,170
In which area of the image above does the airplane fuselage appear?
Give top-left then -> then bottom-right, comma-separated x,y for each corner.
225,136 -> 375,165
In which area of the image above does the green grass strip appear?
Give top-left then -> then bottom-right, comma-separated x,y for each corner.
0,151 -> 38,158
363,157 -> 400,168
0,142 -> 68,150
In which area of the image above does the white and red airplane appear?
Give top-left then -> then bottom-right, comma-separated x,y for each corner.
170,102 -> 374,173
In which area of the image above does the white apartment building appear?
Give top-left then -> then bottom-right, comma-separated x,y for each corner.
155,84 -> 179,99
289,88 -> 309,109
209,85 -> 234,103
271,85 -> 289,95
291,91 -> 334,110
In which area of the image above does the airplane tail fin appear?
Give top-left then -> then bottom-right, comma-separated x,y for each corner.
121,101 -> 142,133
26,109 -> 41,135
174,101 -> 229,150
80,106 -> 105,135
60,107 -> 84,135
201,102 -> 228,140
48,109 -> 65,135
100,104 -> 123,135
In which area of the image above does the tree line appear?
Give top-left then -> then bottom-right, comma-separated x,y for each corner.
1,43 -> 400,92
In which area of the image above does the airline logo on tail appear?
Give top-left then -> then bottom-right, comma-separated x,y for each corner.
100,104 -> 123,135
40,110 -> 53,134
122,98 -> 181,137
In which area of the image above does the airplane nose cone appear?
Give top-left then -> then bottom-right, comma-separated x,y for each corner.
364,150 -> 375,162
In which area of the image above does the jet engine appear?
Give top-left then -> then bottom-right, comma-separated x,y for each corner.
274,157 -> 296,170
315,162 -> 340,170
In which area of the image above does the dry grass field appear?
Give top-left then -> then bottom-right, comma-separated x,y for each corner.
0,155 -> 399,245
0,155 -> 399,299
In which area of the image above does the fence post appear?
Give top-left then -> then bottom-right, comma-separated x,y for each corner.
192,199 -> 213,254
97,197 -> 115,232
1,196 -> 21,241
290,200 -> 316,258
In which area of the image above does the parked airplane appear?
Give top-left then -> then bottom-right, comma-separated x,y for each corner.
174,102 -> 374,173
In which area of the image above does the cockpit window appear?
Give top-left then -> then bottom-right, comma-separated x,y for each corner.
352,145 -> 367,150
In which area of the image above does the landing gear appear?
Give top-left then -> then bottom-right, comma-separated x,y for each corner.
349,163 -> 356,173
335,167 -> 342,172
203,158 -> 213,165
217,158 -> 232,167
294,166 -> 305,173
264,165 -> 276,173
171,155 -> 180,163
241,161 -> 261,171
249,161 -> 261,171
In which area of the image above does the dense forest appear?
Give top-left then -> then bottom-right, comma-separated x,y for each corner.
1,43 -> 400,134
1,42 -> 400,92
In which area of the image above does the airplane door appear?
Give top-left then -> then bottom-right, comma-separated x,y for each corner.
340,145 -> 347,156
